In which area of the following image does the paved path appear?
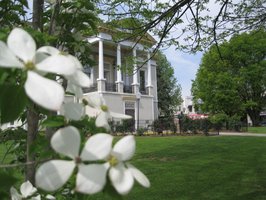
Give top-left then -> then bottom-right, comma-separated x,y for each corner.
219,132 -> 266,137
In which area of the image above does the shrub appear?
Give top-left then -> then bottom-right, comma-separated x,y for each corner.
152,116 -> 177,134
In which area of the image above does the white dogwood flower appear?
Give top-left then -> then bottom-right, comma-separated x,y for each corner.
77,135 -> 150,195
0,28 -> 77,110
106,135 -> 150,195
35,126 -> 113,194
60,102 -> 85,121
86,93 -> 131,130
37,46 -> 92,98
10,180 -> 40,200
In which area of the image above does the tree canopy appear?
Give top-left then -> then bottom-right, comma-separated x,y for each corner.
192,29 -> 266,125
156,52 -> 182,116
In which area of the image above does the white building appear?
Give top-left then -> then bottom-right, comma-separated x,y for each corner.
182,96 -> 195,114
82,28 -> 159,129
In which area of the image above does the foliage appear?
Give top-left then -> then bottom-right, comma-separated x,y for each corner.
113,119 -> 135,133
152,117 -> 177,133
156,52 -> 182,116
209,113 -> 228,133
192,29 -> 266,126
0,0 -> 28,28
180,116 -> 210,135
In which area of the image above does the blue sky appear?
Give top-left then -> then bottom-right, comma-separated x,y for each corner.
163,47 -> 202,99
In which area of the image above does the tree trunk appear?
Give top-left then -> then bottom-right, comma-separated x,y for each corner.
25,0 -> 43,184
32,0 -> 44,31
49,0 -> 62,35
26,106 -> 39,184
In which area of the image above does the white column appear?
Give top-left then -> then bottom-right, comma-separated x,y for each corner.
91,67 -> 94,84
116,43 -> 124,93
132,48 -> 138,85
116,44 -> 122,82
146,51 -> 154,96
97,39 -> 105,92
147,51 -> 152,87
98,39 -> 104,80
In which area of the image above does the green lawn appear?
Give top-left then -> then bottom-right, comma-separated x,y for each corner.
90,136 -> 266,200
2,136 -> 266,200
247,127 -> 266,134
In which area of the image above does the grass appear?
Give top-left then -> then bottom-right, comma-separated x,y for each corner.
247,127 -> 266,134
2,136 -> 266,200
89,136 -> 266,200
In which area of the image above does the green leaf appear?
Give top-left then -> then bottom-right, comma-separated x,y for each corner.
0,171 -> 18,199
41,115 -> 65,128
0,84 -> 27,124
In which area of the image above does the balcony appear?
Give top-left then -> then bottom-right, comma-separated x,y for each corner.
140,87 -> 148,95
123,85 -> 133,94
106,83 -> 116,92
83,83 -> 150,95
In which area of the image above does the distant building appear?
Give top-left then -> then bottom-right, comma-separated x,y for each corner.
182,96 -> 195,114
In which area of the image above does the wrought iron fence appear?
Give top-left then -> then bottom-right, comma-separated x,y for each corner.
105,82 -> 116,92
123,85 -> 133,93
140,88 -> 148,95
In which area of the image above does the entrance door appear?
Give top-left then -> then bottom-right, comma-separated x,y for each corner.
125,101 -> 135,131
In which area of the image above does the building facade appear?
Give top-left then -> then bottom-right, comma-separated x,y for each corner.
82,29 -> 159,129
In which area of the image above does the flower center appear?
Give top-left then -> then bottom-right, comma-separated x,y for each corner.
75,156 -> 82,164
25,61 -> 35,70
108,155 -> 118,167
82,99 -> 89,106
59,51 -> 68,56
101,105 -> 108,112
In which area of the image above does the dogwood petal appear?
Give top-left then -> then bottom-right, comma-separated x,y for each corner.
76,164 -> 108,194
51,126 -> 80,159
126,163 -> 150,188
109,163 -> 134,195
87,93 -> 103,108
80,133 -> 113,161
36,55 -> 76,75
95,111 -> 110,130
7,28 -> 36,62
66,70 -> 92,87
60,102 -> 85,121
68,55 -> 83,69
37,46 -> 60,56
10,187 -> 22,200
35,160 -> 75,192
66,83 -> 83,98
25,71 -> 64,111
31,195 -> 41,200
113,136 -> 135,161
110,111 -> 132,119
0,42 -> 23,68
45,194 -> 56,200
20,181 -> 37,198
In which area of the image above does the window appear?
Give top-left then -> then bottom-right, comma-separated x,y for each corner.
140,70 -> 145,93
125,101 -> 135,119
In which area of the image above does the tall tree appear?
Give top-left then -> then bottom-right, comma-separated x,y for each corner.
192,29 -> 266,125
156,52 -> 182,116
